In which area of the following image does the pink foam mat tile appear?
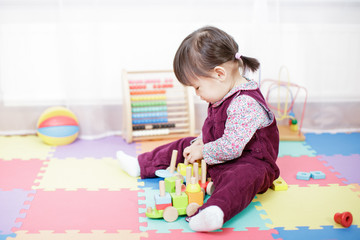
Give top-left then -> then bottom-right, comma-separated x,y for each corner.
318,154 -> 360,184
276,155 -> 347,186
52,136 -> 138,159
16,189 -> 143,233
0,159 -> 46,190
9,230 -> 148,240
141,228 -> 279,240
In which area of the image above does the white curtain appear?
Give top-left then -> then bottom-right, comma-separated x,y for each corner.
1,0 -> 360,138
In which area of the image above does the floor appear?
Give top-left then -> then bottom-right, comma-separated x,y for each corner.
1,132 -> 360,240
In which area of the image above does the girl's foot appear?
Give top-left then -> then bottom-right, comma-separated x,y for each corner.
116,150 -> 140,177
189,205 -> 224,232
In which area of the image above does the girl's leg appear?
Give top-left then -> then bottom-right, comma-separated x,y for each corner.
138,137 -> 195,178
189,159 -> 277,231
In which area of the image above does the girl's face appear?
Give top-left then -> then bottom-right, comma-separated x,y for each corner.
191,75 -> 231,104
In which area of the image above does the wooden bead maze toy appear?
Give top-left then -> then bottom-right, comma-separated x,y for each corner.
260,66 -> 308,141
122,70 -> 195,143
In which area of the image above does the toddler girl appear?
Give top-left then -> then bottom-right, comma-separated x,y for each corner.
117,26 -> 280,232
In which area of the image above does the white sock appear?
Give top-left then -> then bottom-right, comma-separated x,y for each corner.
189,205 -> 224,232
116,150 -> 140,177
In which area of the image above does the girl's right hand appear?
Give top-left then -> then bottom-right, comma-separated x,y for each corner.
183,139 -> 204,164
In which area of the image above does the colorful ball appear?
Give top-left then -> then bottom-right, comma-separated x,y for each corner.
37,106 -> 79,146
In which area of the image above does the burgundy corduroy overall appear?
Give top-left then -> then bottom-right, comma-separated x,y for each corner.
138,87 -> 280,223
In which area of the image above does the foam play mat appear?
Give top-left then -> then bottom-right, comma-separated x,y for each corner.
1,133 -> 360,239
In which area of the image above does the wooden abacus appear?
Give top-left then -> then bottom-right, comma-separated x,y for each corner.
122,70 -> 195,143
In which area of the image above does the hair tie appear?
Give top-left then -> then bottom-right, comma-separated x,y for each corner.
235,52 -> 242,60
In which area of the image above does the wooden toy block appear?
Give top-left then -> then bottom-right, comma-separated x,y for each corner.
165,176 -> 181,193
185,177 -> 203,206
154,180 -> 172,208
186,177 -> 201,193
170,192 -> 188,213
296,171 -> 311,180
146,207 -> 163,219
186,191 -> 203,206
177,162 -> 202,182
310,171 -> 326,179
170,178 -> 188,215
154,192 -> 172,205
271,176 -> 288,191
155,203 -> 172,210
177,163 -> 188,176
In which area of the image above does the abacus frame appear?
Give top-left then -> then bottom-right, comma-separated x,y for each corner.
122,69 -> 195,143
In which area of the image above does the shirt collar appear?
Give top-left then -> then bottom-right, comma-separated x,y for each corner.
212,78 -> 258,107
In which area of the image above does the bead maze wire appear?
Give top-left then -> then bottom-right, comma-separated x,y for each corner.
260,66 -> 308,141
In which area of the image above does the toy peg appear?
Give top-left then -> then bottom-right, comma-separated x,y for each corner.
193,162 -> 199,183
159,180 -> 165,197
186,166 -> 192,184
169,150 -> 178,173
184,157 -> 190,165
334,212 -> 353,228
147,206 -> 153,214
155,150 -> 179,178
201,160 -> 207,184
175,179 -> 182,196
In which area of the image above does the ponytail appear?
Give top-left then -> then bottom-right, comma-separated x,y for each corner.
240,55 -> 260,73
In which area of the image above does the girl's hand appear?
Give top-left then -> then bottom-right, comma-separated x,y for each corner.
183,140 -> 204,164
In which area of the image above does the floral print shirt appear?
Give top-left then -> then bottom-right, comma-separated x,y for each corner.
202,79 -> 273,165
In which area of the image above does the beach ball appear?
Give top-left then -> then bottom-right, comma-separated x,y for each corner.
37,106 -> 79,146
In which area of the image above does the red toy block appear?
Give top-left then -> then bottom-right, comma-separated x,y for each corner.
155,203 -> 172,211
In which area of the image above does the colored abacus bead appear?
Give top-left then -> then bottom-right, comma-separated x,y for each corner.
334,212 -> 353,228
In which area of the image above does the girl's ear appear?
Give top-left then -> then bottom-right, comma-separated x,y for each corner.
214,66 -> 226,82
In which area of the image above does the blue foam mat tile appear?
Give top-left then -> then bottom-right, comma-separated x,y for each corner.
272,225 -> 360,240
224,198 -> 272,231
278,141 -> 316,157
0,232 -> 16,240
137,178 -> 161,190
305,132 -> 360,156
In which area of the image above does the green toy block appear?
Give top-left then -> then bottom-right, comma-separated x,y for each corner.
146,207 -> 164,219
165,176 -> 179,193
170,192 -> 188,209
170,192 -> 188,215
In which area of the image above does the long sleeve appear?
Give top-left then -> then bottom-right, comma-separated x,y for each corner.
202,94 -> 271,165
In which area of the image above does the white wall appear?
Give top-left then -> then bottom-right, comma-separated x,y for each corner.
1,0 -> 360,136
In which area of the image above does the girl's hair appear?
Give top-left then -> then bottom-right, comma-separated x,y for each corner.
173,26 -> 260,86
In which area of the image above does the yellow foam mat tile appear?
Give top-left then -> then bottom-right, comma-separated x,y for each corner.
11,230 -> 148,240
255,184 -> 360,230
34,158 -> 143,191
0,135 -> 54,160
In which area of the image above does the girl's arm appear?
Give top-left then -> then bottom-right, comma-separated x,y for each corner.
202,95 -> 271,165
